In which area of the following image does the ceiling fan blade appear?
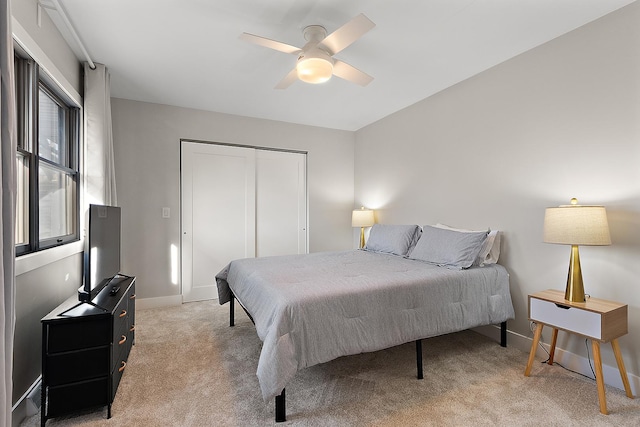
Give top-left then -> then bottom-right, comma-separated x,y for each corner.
275,68 -> 299,90
332,60 -> 373,86
318,14 -> 375,55
239,33 -> 302,55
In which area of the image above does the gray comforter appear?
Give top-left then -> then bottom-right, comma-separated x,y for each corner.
215,250 -> 514,401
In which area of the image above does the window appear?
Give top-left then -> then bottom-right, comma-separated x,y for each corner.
14,52 -> 80,256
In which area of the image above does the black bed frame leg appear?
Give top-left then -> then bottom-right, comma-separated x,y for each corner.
275,388 -> 286,422
500,321 -> 507,347
416,339 -> 423,380
230,293 -> 235,327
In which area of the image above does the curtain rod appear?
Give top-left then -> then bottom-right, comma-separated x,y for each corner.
47,0 -> 96,69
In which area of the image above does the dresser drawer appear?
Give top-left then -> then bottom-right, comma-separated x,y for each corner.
529,298 -> 602,339
45,317 -> 110,353
46,346 -> 110,386
128,284 -> 136,344
112,296 -> 129,345
112,330 -> 132,371
46,377 -> 109,417
111,357 -> 129,401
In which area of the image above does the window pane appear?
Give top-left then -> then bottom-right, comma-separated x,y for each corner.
39,163 -> 75,240
15,152 -> 29,245
38,88 -> 66,165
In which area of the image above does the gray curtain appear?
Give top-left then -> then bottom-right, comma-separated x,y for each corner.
85,63 -> 117,206
0,0 -> 16,424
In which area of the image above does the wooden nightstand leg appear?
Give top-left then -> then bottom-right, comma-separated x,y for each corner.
611,339 -> 634,399
592,340 -> 608,415
525,323 -> 543,376
548,328 -> 558,365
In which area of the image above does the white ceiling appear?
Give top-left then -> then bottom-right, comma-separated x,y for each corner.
46,0 -> 635,131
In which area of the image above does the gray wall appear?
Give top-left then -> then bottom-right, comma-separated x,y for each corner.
110,99 -> 355,300
13,255 -> 82,403
355,2 -> 640,384
11,0 -> 81,94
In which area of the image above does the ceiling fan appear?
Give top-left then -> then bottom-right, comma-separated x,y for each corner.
240,13 -> 375,89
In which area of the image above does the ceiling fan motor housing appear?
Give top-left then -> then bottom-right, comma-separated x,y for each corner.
302,25 -> 327,43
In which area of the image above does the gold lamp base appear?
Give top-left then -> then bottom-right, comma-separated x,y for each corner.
359,227 -> 366,249
565,245 -> 586,302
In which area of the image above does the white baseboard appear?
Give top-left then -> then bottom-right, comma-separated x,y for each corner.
136,294 -> 183,310
473,324 -> 639,396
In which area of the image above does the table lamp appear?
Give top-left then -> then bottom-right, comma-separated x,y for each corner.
352,207 -> 375,248
543,198 -> 611,302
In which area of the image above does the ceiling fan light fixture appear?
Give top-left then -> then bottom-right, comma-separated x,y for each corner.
296,54 -> 333,84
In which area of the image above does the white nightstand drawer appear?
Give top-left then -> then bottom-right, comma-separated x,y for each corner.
530,298 -> 602,339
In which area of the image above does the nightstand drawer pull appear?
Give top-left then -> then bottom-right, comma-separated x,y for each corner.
130,294 -> 136,300
118,361 -> 126,372
118,335 -> 127,345
119,310 -> 127,318
555,304 -> 570,310
130,325 -> 135,332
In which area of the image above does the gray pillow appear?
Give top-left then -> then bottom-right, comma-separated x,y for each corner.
409,225 -> 488,269
365,224 -> 422,256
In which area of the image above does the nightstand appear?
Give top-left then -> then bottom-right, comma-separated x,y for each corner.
524,289 -> 634,414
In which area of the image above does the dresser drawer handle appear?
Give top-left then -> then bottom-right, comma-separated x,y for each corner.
118,361 -> 126,372
130,294 -> 136,300
119,335 -> 127,345
555,304 -> 570,310
119,310 -> 127,318
130,325 -> 135,332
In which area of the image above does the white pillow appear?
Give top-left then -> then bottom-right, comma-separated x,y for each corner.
409,225 -> 488,269
435,223 -> 500,266
365,224 -> 422,257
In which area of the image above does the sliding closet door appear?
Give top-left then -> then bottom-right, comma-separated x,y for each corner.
256,150 -> 307,257
181,141 -> 307,302
181,142 -> 256,302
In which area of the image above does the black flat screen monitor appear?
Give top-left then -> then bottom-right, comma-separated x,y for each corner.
79,204 -> 121,302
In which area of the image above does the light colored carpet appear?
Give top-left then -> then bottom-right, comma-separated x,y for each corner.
22,300 -> 640,426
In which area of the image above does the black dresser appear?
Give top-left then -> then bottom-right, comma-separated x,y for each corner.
40,275 -> 136,426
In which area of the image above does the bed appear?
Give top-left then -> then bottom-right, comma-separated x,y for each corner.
216,224 -> 515,422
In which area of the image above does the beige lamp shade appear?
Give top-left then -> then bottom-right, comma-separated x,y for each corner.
543,198 -> 611,302
352,208 -> 375,228
543,202 -> 611,246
